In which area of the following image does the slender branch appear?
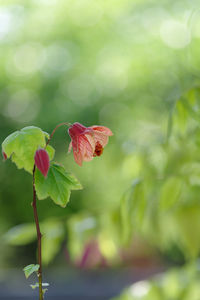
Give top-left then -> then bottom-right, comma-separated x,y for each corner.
45,122 -> 71,148
31,122 -> 71,300
32,164 -> 43,300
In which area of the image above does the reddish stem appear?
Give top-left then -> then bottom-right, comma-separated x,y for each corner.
32,122 -> 71,300
45,122 -> 71,148
32,164 -> 43,300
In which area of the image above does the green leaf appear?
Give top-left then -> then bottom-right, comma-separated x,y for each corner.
120,179 -> 146,245
35,162 -> 82,207
160,177 -> 183,211
30,283 -> 49,290
175,203 -> 200,259
46,144 -> 55,161
41,220 -> 64,265
172,88 -> 200,136
67,215 -> 97,261
23,264 -> 39,279
3,224 -> 36,245
166,108 -> 174,142
174,99 -> 189,134
43,288 -> 48,295
1,126 -> 55,173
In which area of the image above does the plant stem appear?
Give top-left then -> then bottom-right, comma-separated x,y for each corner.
45,122 -> 71,147
31,122 -> 71,300
32,164 -> 43,300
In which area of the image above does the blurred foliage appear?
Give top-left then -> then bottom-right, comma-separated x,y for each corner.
1,0 -> 200,289
111,262 -> 200,300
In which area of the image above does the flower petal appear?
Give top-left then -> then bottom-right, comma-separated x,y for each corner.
91,126 -> 113,136
73,148 -> 83,166
85,134 -> 96,150
72,137 -> 83,166
93,131 -> 109,147
68,141 -> 72,154
68,122 -> 90,138
72,135 -> 94,166
79,135 -> 94,161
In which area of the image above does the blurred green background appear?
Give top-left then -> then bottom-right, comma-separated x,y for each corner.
1,0 -> 200,298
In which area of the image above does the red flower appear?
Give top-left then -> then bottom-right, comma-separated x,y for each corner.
68,122 -> 113,166
34,148 -> 50,177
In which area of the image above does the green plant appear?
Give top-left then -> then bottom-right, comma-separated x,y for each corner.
2,122 -> 112,300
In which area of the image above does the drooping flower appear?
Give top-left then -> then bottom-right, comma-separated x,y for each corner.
77,240 -> 107,269
34,148 -> 50,177
68,122 -> 113,166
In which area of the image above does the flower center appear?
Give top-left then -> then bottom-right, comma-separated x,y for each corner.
93,142 -> 104,157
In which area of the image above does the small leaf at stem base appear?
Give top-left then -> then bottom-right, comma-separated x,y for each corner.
43,288 -> 48,295
23,264 -> 40,279
30,283 -> 49,290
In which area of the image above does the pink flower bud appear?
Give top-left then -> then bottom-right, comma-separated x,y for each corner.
2,151 -> 7,161
34,149 -> 50,177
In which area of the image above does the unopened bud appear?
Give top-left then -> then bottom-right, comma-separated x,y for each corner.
2,151 -> 7,161
34,149 -> 50,177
